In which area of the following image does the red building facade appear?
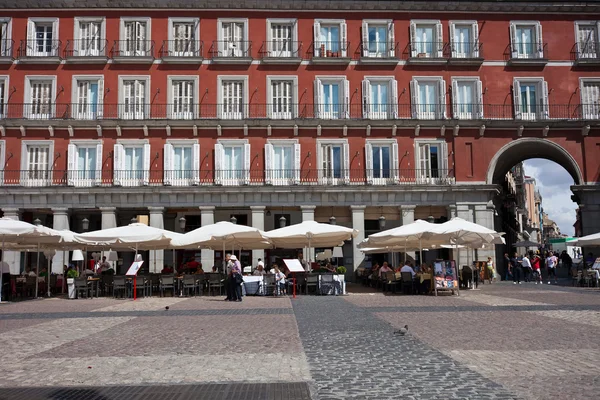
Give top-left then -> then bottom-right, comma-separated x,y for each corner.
0,0 -> 599,274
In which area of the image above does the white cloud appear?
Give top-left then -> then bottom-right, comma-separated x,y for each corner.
523,159 -> 576,236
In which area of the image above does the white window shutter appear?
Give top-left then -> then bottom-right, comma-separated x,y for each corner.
438,80 -> 447,119
362,79 -> 371,119
391,142 -> 399,183
449,23 -> 456,58
365,142 -> 373,184
388,22 -> 395,57
243,143 -> 251,185
113,144 -> 124,186
163,143 -> 173,186
266,22 -> 273,55
316,143 -> 323,183
361,21 -> 369,57
536,23 -> 544,58
510,22 -> 518,58
475,79 -> 484,119
97,79 -> 104,119
67,143 -> 77,186
192,143 -> 200,185
343,79 -> 350,119
390,79 -> 398,119
314,79 -> 322,118
409,21 -> 417,57
52,21 -> 58,54
27,20 -> 35,56
541,80 -> 549,119
214,143 -> 223,185
340,21 -> 347,57
95,143 -> 103,186
313,21 -> 321,56
435,22 -> 443,58
143,143 -> 151,185
441,141 -> 449,176
410,79 -> 419,118
513,79 -> 522,120
264,143 -> 273,185
293,143 -> 301,184
451,80 -> 459,119
472,22 -> 479,57
342,142 -> 350,184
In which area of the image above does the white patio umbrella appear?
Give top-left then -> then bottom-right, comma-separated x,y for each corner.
74,223 -> 183,250
574,232 -> 600,246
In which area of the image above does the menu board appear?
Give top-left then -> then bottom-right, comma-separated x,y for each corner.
126,261 -> 144,276
434,260 -> 458,290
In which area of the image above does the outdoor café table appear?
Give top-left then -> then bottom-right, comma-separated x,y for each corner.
318,274 -> 346,295
87,277 -> 100,297
419,273 -> 432,284
242,275 -> 264,296
588,269 -> 600,286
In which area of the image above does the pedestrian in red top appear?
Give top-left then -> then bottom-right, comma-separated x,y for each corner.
531,252 -> 542,284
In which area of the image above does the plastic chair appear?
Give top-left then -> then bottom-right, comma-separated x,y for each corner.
74,277 -> 90,299
112,276 -> 127,299
305,274 -> 319,295
160,274 -> 175,297
208,273 -> 224,296
401,272 -> 415,295
182,274 -> 197,297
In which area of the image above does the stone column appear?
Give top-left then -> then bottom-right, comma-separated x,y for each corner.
100,207 -> 117,230
455,204 -> 473,268
250,206 -> 265,268
200,206 -> 215,271
300,205 -> 316,262
474,203 -> 496,271
2,208 -> 21,275
149,207 -> 165,273
351,205 -> 366,275
51,208 -> 70,274
400,205 -> 416,262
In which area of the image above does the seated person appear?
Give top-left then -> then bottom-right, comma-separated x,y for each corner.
161,265 -> 174,274
81,266 -> 95,276
420,264 -> 431,274
253,264 -> 266,276
211,265 -> 219,273
39,267 -> 48,278
325,263 -> 337,273
400,263 -> 416,277
379,262 -> 392,278
186,258 -> 201,274
195,266 -> 204,274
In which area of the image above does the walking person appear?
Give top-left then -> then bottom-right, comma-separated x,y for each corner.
521,254 -> 532,283
504,253 -> 512,281
486,256 -> 495,284
228,255 -> 243,302
546,251 -> 558,284
531,252 -> 542,284
511,252 -> 522,284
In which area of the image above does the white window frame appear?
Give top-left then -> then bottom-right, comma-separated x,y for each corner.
361,19 -> 395,58
0,139 -> 5,185
20,139 -> 54,187
167,75 -> 199,120
217,75 -> 248,119
24,75 -> 57,120
510,20 -> 543,59
449,20 -> 479,58
314,76 -> 350,120
164,139 -> 200,186
26,17 -> 59,57
114,139 -> 150,187
579,77 -> 600,120
168,17 -> 200,56
0,75 -> 9,118
451,77 -> 483,120
410,76 -> 446,120
266,18 -> 298,57
365,139 -> 399,185
414,139 -> 449,184
0,17 -> 12,57
362,76 -> 398,119
266,75 -> 298,119
118,75 -> 150,120
119,17 -> 151,56
71,75 -> 104,120
214,139 -> 250,186
265,139 -> 300,186
217,18 -> 249,57
316,138 -> 350,185
73,17 -> 106,56
67,139 -> 103,187
409,19 -> 443,58
313,19 -> 347,57
513,77 -> 548,121
574,21 -> 600,59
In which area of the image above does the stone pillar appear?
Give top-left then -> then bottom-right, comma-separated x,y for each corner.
100,207 -> 117,230
456,204 -> 472,268
250,206 -> 265,268
300,205 -> 316,262
200,206 -> 215,271
400,205 -> 416,262
474,203 -> 496,273
351,205 -> 366,275
149,207 -> 165,273
2,208 -> 21,275
51,208 -> 70,274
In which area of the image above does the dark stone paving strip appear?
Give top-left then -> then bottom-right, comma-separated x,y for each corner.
0,382 -> 312,400
358,304 -> 600,312
0,308 -> 293,320
292,296 -> 520,400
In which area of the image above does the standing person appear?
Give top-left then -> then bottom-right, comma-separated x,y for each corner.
298,252 -> 309,272
229,255 -> 243,302
504,253 -> 511,281
97,256 -> 111,274
224,253 -> 233,301
486,256 -> 495,283
511,252 -> 522,284
560,250 -> 573,271
531,253 -> 542,284
521,254 -> 532,283
546,251 -> 558,284
273,266 -> 286,295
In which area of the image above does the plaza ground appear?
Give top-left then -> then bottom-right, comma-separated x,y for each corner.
0,282 -> 598,400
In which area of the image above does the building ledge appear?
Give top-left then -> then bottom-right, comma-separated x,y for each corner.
161,56 -> 203,64
261,57 -> 302,65
358,57 -> 399,65
311,57 -> 351,65
211,57 -> 253,65
406,57 -> 447,65
447,57 -> 484,66
17,57 -> 61,64
574,58 -> 600,66
0,56 -> 14,64
64,56 -> 109,64
507,58 -> 548,67
111,56 -> 155,64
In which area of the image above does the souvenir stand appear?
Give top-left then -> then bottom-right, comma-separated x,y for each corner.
433,260 -> 459,296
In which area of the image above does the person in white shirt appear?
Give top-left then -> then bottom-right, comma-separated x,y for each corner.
400,263 -> 416,277
521,255 -> 532,283
546,252 -> 558,284
273,266 -> 286,295
379,262 -> 392,278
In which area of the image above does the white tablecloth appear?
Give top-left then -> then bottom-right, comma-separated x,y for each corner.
318,274 -> 346,295
242,276 -> 265,295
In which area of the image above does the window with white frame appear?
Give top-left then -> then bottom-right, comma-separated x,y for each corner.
168,17 -> 199,56
267,76 -> 297,119
67,141 -> 103,186
365,140 -> 399,184
313,19 -> 347,57
575,21 -> 600,59
513,78 -> 548,121
120,18 -> 150,56
0,140 -> 4,185
113,141 -> 150,186
26,18 -> 59,57
410,77 -> 446,120
24,76 -> 56,120
164,140 -> 200,186
451,77 -> 483,120
0,76 -> 7,118
362,77 -> 398,119
361,20 -> 395,58
265,140 -> 300,185
214,140 -> 250,186
74,17 -> 105,56
168,76 -> 197,119
20,140 -> 53,186
119,76 -> 149,119
510,21 -> 544,59
314,77 -> 349,119
0,18 -> 11,57
410,20 -> 443,58
580,79 -> 600,119
415,140 -> 448,183
72,76 -> 104,120
317,139 -> 349,184
218,76 -> 247,119
449,21 -> 479,58
267,19 -> 297,57
217,19 -> 248,57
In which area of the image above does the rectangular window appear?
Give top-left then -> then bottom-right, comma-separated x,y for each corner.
314,77 -> 349,119
268,77 -> 296,119
265,141 -> 300,185
113,142 -> 150,186
164,141 -> 199,186
122,20 -> 149,56
313,19 -> 347,57
0,18 -> 11,57
416,141 -> 448,183
410,20 -> 443,58
169,18 -> 199,56
220,79 -> 245,119
452,78 -> 483,119
218,20 -> 247,57
322,144 -> 342,179
21,142 -> 52,186
513,78 -> 548,120
76,19 -> 103,56
269,22 -> 294,57
0,78 -> 6,118
169,79 -> 196,119
365,140 -> 399,184
26,18 -> 58,57
25,77 -> 55,119
576,22 -> 600,59
120,78 -> 148,119
510,21 -> 543,59
73,78 -> 104,120
580,79 -> 600,119
67,142 -> 103,186
450,21 -> 479,58
317,140 -> 349,184
362,77 -> 398,119
411,77 -> 446,119
214,141 -> 250,186
362,20 -> 394,58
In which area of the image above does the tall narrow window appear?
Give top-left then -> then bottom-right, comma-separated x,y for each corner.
219,21 -> 246,57
121,78 -> 147,119
164,141 -> 199,186
0,78 -> 6,118
26,78 -> 54,119
77,20 -> 102,56
22,142 -> 52,186
0,19 -> 11,57
170,79 -> 195,119
410,20 -> 443,58
452,78 -> 483,119
113,142 -> 150,186
510,21 -> 543,59
365,140 -> 398,184
26,18 -> 58,57
576,22 -> 600,59
270,24 -> 293,57
411,77 -> 446,120
317,140 -> 349,184
220,80 -> 244,119
314,77 -> 349,119
513,78 -> 548,121
450,21 -> 479,58
269,79 -> 294,119
214,141 -> 250,186
362,77 -> 398,119
416,141 -> 448,183
67,142 -> 103,186
170,19 -> 199,56
122,20 -> 148,56
580,80 -> 600,119
313,20 -> 347,57
73,78 -> 104,119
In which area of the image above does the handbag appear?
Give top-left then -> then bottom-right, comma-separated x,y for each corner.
234,273 -> 243,285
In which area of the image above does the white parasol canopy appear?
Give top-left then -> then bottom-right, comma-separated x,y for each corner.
264,220 -> 358,249
431,217 -> 504,246
171,221 -> 269,249
573,232 -> 600,246
359,219 -> 438,248
74,223 -> 184,250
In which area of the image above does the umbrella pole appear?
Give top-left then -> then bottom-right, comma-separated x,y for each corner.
47,257 -> 51,298
172,248 -> 175,272
455,242 -> 460,296
35,242 -> 40,299
62,250 -> 66,294
404,239 -> 407,264
222,243 -> 226,273
0,240 -> 4,302
133,243 -> 138,301
419,239 -> 423,269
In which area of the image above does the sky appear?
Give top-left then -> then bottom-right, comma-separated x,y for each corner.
523,159 -> 576,237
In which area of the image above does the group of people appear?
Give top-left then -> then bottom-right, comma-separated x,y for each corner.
506,251 -> 559,285
365,261 -> 433,294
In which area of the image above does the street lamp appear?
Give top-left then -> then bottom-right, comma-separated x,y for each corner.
130,217 -> 138,224
81,218 -> 90,231
33,218 -> 41,226
179,216 -> 186,230
329,215 -> 336,225
230,216 -> 237,224
427,215 -> 435,224
279,215 -> 286,228
379,215 -> 386,230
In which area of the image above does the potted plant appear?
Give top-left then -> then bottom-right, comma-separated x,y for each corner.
336,266 -> 347,275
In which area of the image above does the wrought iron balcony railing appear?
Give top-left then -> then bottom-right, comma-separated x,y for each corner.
111,40 -> 154,58
0,39 -> 14,59
19,39 -> 61,58
448,41 -> 483,59
407,41 -> 446,59
311,41 -> 350,58
64,39 -> 108,58
159,40 -> 203,58
506,42 -> 548,61
210,40 -> 252,58
259,40 -> 302,59
573,41 -> 600,62
357,42 -> 399,59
